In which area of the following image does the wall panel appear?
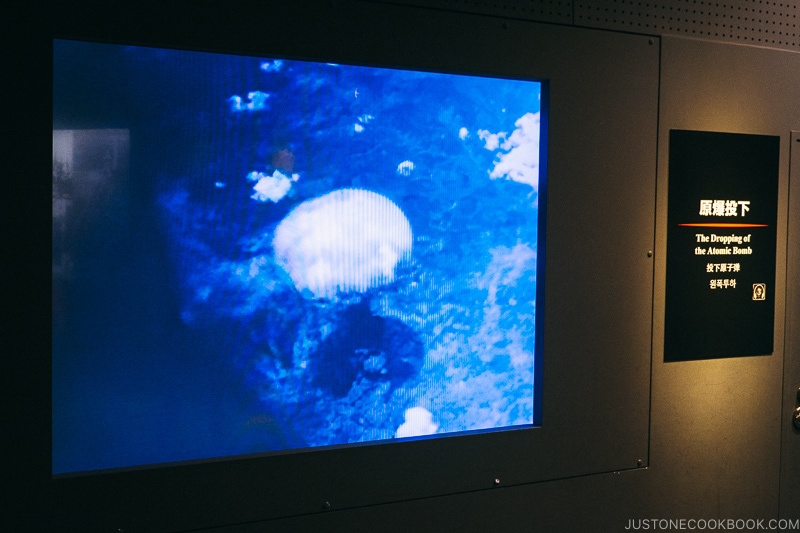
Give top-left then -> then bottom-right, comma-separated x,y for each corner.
650,34 -> 797,519
782,131 -> 800,518
389,0 -> 800,53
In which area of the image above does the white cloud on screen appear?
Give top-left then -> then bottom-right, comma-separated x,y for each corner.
228,91 -> 270,112
480,112 -> 540,191
477,129 -> 506,150
396,160 -> 414,176
395,407 -> 438,438
248,170 -> 299,202
259,59 -> 284,72
272,188 -> 413,299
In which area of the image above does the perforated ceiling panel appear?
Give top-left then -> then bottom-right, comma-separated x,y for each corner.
575,0 -> 799,50
384,0 -> 800,51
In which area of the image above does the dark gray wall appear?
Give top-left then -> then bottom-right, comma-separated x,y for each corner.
398,0 -> 800,53
784,131 -> 800,519
651,34 -> 797,521
247,4 -> 800,531
214,3 -> 800,530
10,1 -> 799,531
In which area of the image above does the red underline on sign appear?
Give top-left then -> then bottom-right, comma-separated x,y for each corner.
678,223 -> 768,228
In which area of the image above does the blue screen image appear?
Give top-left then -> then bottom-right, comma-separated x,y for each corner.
52,40 -> 543,474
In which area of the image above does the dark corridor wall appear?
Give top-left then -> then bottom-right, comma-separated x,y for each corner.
7,1 -> 799,531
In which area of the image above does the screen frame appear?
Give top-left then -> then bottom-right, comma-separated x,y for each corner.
49,40 -> 547,477
10,2 -> 657,531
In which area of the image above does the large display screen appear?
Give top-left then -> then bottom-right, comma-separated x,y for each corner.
52,39 -> 546,475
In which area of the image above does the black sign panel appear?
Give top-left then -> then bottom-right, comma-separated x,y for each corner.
665,130 -> 779,362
